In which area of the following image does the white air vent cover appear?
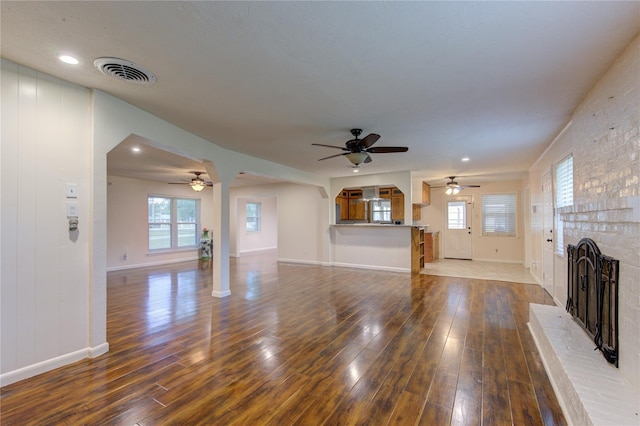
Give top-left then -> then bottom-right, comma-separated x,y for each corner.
93,57 -> 157,84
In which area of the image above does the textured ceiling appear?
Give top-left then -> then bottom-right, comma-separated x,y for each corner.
2,1 -> 638,186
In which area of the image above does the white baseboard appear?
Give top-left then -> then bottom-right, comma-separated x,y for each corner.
277,258 -> 409,273
238,247 -> 277,255
277,258 -> 323,266
89,342 -> 110,358
330,262 -> 410,274
472,258 -> 525,264
106,256 -> 199,272
0,342 -> 109,387
211,289 -> 231,298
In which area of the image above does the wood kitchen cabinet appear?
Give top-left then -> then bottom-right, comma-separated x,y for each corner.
378,188 -> 392,198
422,182 -> 431,205
336,186 -> 404,222
335,189 -> 365,221
411,227 -> 425,274
336,191 -> 349,220
391,188 -> 404,222
424,231 -> 439,262
348,190 -> 365,220
412,204 -> 421,220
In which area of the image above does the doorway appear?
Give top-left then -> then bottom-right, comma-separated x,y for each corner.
542,170 -> 555,296
443,195 -> 473,259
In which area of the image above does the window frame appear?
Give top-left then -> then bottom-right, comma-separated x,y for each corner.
481,192 -> 517,237
447,200 -> 467,230
246,202 -> 261,232
148,194 -> 201,252
554,154 -> 574,255
370,199 -> 392,223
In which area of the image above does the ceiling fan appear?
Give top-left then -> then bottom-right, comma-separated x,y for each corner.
312,129 -> 408,166
169,171 -> 212,192
432,176 -> 481,195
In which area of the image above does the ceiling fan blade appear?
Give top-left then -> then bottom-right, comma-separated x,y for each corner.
366,146 -> 408,153
312,143 -> 349,151
461,185 -> 481,188
358,133 -> 380,148
168,182 -> 189,185
318,152 -> 348,161
363,153 -> 372,163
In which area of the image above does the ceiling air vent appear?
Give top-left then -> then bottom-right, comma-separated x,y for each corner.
93,57 -> 157,85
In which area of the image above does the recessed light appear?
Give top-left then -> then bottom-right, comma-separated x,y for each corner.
461,157 -> 470,162
352,168 -> 359,173
131,147 -> 141,153
59,55 -> 79,65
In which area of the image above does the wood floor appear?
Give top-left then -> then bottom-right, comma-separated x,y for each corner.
1,251 -> 566,425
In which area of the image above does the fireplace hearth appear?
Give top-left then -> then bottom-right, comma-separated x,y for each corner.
566,238 -> 620,366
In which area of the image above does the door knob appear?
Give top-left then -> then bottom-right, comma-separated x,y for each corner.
546,238 -> 553,242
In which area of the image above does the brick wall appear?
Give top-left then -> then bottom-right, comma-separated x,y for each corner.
559,35 -> 639,393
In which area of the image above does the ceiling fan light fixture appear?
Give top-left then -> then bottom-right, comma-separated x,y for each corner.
190,178 -> 206,192
346,152 -> 368,166
445,186 -> 461,195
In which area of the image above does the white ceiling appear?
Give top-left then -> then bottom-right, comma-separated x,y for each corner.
2,1 -> 638,187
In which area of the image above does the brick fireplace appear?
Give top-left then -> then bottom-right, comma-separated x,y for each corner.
528,34 -> 639,425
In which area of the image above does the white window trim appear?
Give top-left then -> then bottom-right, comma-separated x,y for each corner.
246,202 -> 261,232
148,194 -> 201,252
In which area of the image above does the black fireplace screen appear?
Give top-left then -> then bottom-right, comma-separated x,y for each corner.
566,238 -> 619,366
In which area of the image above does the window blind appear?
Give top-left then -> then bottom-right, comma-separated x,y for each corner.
555,155 -> 574,253
482,193 -> 517,237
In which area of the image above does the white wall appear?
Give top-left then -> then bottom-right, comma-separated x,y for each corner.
230,183 -> 327,264
276,183 -> 329,264
235,195 -> 277,255
1,59 -> 331,385
529,35 -> 639,393
106,175 -> 216,270
1,60 -> 98,384
417,179 -> 526,263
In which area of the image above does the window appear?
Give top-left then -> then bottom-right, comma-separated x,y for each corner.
447,200 -> 466,229
555,154 -> 574,254
246,202 -> 261,232
482,193 -> 517,237
148,196 -> 200,251
371,199 -> 391,222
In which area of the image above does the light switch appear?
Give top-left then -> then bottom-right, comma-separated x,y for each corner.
66,183 -> 78,198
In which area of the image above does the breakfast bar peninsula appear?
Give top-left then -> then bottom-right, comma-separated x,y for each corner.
330,224 -> 432,274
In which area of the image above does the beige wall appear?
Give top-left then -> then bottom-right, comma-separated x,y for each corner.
417,180 -> 526,263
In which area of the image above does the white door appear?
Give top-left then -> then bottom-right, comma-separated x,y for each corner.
444,195 -> 473,259
542,170 -> 555,296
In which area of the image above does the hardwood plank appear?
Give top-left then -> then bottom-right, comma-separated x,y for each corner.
419,401 -> 452,425
387,390 -> 425,425
0,253 -> 566,425
508,379 -> 544,426
482,366 -> 513,425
